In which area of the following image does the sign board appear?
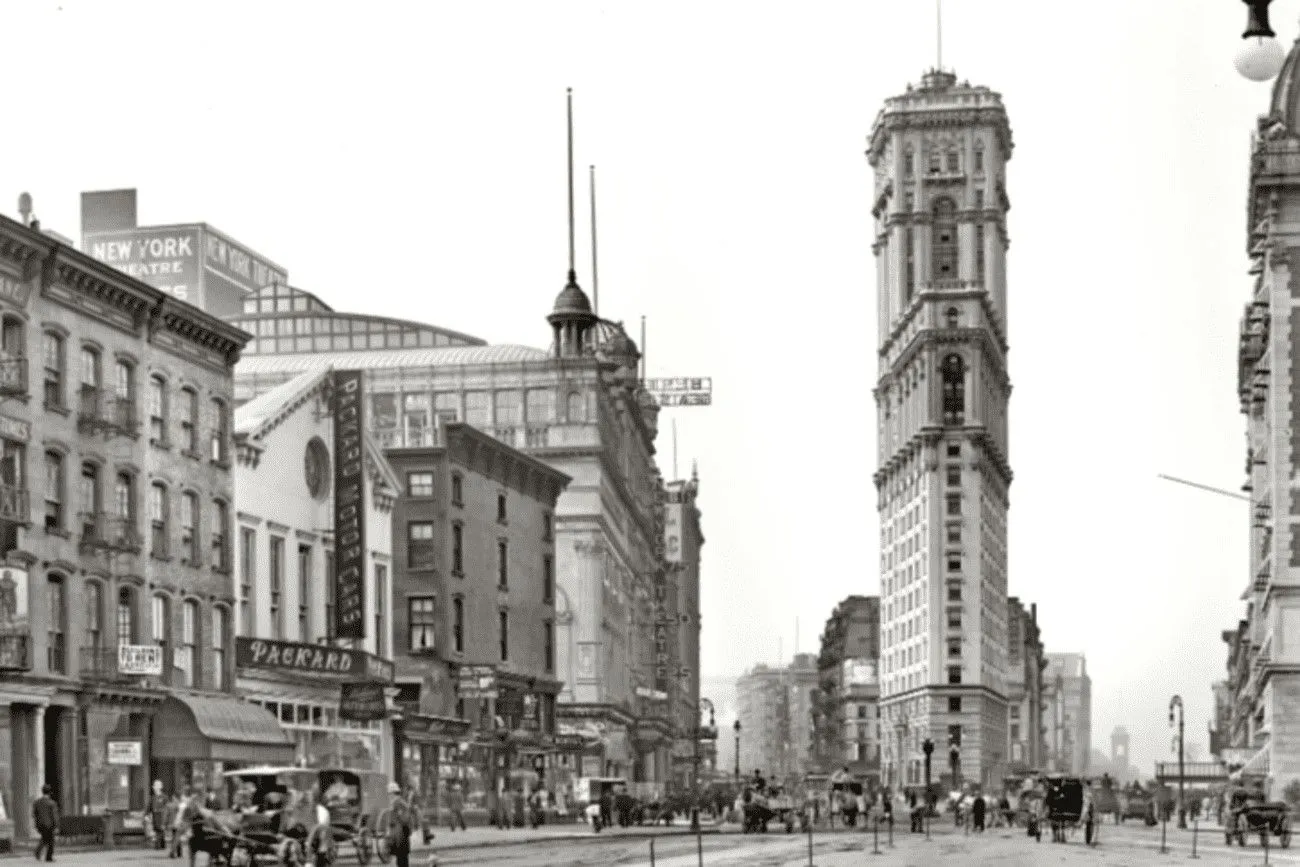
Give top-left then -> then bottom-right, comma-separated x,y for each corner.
0,566 -> 28,634
118,644 -> 163,676
456,664 -> 498,700
332,370 -> 367,639
664,496 -> 683,564
236,636 -> 394,683
339,682 -> 388,722
106,738 -> 143,766
202,228 -> 287,293
843,658 -> 878,686
643,377 -> 713,408
85,226 -> 203,307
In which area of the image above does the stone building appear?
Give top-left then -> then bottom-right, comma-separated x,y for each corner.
811,595 -> 881,783
231,369 -> 400,776
230,276 -> 683,795
1005,597 -> 1045,772
384,423 -> 568,810
1043,652 -> 1091,775
0,210 -> 272,841
735,655 -> 819,783
663,470 -> 707,791
1220,39 -> 1300,795
868,66 -> 1016,790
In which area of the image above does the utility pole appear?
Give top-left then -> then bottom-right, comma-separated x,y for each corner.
1170,695 -> 1186,829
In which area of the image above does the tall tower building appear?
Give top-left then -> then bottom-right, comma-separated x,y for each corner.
867,67 -> 1015,790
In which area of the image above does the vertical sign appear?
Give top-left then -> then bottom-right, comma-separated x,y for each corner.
652,491 -> 670,697
332,370 -> 367,639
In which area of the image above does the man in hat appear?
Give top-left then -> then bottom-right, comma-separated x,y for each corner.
386,781 -> 413,867
32,784 -> 58,862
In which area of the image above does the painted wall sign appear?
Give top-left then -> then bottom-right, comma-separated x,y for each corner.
331,369 -> 367,639
236,636 -> 394,683
106,738 -> 143,766
85,227 -> 203,306
117,644 -> 163,676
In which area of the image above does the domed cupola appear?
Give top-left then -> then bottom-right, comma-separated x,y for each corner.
1268,33 -> 1300,136
548,272 -> 598,358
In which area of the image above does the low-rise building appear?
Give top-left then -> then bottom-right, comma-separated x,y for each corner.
0,210 -> 264,841
385,422 -> 568,812
232,369 -> 401,774
1005,598 -> 1045,772
811,596 -> 881,783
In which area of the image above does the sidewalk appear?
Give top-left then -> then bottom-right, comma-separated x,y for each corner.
417,818 -> 725,851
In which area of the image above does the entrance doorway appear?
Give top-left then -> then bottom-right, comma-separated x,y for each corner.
43,707 -> 65,807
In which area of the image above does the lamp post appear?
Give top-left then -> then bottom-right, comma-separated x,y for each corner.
1237,0 -> 1287,81
692,698 -> 715,831
1170,695 -> 1186,829
733,719 -> 741,780
922,738 -> 934,807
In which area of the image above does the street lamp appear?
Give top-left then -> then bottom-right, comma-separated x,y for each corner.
1237,0 -> 1287,82
733,719 -> 742,780
922,738 -> 935,807
692,698 -> 715,832
1170,695 -> 1187,829
894,718 -> 909,793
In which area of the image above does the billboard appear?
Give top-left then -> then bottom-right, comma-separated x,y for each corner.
663,491 -> 683,564
843,658 -> 878,686
645,377 -> 713,408
84,226 -> 203,307
202,228 -> 289,318
332,370 -> 367,640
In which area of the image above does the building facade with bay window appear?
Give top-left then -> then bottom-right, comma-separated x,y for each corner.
232,368 -> 400,774
386,423 -> 568,814
0,211 -> 293,844
233,279 -> 683,799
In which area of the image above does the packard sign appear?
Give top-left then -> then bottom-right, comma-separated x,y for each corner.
236,637 -> 394,683
331,369 -> 367,639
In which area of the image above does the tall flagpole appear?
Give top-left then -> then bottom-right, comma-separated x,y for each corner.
567,88 -> 577,283
936,0 -> 943,71
590,165 -> 599,317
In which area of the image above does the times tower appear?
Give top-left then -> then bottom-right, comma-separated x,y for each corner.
868,68 -> 1014,791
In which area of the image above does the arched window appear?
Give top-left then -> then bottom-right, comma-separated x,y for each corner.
941,355 -> 966,426
567,392 -> 586,423
47,573 -> 65,673
117,586 -> 136,645
931,198 -> 958,280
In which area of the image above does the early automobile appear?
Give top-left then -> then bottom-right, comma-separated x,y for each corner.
1225,785 -> 1292,848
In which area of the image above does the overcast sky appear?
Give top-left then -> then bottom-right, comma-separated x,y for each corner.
2,0 -> 1277,773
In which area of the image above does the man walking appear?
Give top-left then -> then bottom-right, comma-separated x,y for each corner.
385,782 -> 413,867
446,783 -> 467,832
32,784 -> 58,862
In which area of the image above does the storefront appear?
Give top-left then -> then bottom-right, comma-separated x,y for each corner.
555,703 -> 634,786
234,637 -> 396,776
393,713 -> 471,817
148,695 -> 295,798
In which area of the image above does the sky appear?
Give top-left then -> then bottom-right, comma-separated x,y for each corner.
0,0 -> 1279,773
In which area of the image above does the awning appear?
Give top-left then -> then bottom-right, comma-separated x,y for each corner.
151,694 -> 295,764
1229,743 -> 1271,781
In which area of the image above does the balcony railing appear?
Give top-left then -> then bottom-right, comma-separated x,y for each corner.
79,514 -> 143,554
0,633 -> 30,671
0,356 -> 27,397
0,483 -> 28,524
77,387 -> 138,437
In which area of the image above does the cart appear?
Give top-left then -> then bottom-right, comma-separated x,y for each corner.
765,787 -> 798,833
1226,786 -> 1293,848
1040,774 -> 1093,844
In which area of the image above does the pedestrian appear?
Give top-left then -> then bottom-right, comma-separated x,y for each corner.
446,782 -> 467,832
163,792 -> 181,858
386,781 -> 414,867
972,793 -> 986,832
150,779 -> 169,849
182,786 -> 207,867
32,784 -> 58,863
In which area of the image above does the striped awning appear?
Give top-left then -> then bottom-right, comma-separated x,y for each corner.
1229,743 -> 1271,780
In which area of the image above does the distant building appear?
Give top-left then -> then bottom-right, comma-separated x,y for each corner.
1043,653 -> 1092,775
811,596 -> 881,783
663,472 -> 708,788
1209,681 -> 1232,758
80,188 -> 289,318
736,655 -> 818,782
1005,598 -> 1045,772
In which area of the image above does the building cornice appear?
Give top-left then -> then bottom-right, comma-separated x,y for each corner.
445,422 -> 571,505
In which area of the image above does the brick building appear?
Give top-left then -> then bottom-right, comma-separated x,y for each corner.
1005,597 -> 1045,772
811,596 -> 881,783
0,209 -> 264,842
385,422 -> 568,811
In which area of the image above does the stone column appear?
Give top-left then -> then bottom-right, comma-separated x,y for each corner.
34,705 -> 45,791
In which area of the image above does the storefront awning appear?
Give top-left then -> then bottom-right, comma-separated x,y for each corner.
151,695 -> 295,764
1229,743 -> 1271,781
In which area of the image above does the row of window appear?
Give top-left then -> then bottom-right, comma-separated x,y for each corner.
24,323 -> 230,460
45,576 -> 229,689
373,389 -> 590,431
406,520 -> 554,599
407,597 -> 554,669
901,145 -> 986,178
39,450 -> 231,566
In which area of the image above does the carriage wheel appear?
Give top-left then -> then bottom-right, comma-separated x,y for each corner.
355,832 -> 374,865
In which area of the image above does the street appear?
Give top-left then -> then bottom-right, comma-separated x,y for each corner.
11,820 -> 1300,866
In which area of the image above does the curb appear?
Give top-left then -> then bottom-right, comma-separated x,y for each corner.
417,826 -> 725,852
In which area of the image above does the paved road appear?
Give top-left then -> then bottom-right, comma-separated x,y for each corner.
9,820 -> 1300,865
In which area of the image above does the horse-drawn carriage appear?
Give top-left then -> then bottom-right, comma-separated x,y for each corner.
1028,775 -> 1097,845
218,767 -> 392,866
1225,785 -> 1293,848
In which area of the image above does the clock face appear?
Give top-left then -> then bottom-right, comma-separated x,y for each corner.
305,437 -> 331,500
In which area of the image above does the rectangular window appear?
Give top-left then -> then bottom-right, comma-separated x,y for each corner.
211,500 -> 228,571
497,493 -> 507,524
324,551 -> 336,641
497,539 -> 508,589
542,555 -> 554,602
974,189 -> 985,209
526,389 -> 556,424
179,601 -> 197,688
947,525 -> 961,544
298,545 -> 312,640
544,620 -> 554,672
493,390 -> 522,426
974,149 -> 985,173
148,375 -> 166,443
1010,723 -> 1020,740
904,152 -> 914,176
947,444 -> 961,458
451,474 -> 463,506
947,585 -> 961,602
948,724 -> 962,747
452,597 -> 464,653
947,667 -> 962,685
407,472 -> 435,497
409,596 -> 436,652
375,564 -> 387,653
180,388 -> 198,453
180,492 -> 198,565
946,467 -> 960,487
210,398 -> 228,463
43,451 -> 63,532
269,536 -> 284,639
212,606 -> 227,690
151,594 -> 169,678
498,609 -> 509,662
975,224 -> 986,283
239,528 -> 255,635
948,642 -> 961,657
464,391 -> 490,428
84,582 -> 102,651
47,576 -> 64,673
149,484 -> 168,558
947,558 -> 960,572
946,151 -> 959,173
947,611 -> 961,629
80,347 -> 100,389
543,513 -> 553,541
452,523 -> 464,573
904,228 -> 915,300
42,333 -> 63,409
946,495 -> 961,516
408,521 -> 436,570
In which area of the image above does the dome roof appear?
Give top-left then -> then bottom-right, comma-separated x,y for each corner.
604,329 -> 638,357
551,272 -> 593,317
1269,36 -> 1300,133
